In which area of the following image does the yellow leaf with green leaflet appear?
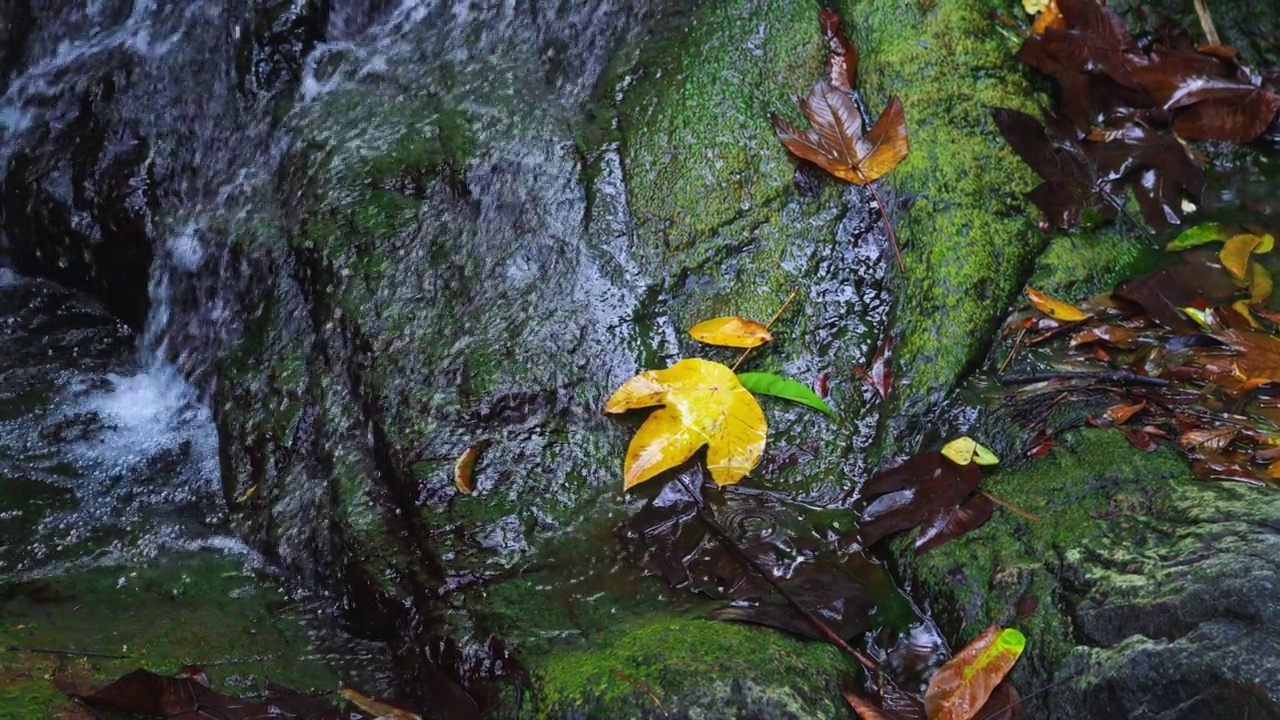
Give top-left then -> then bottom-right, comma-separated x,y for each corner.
941,436 -> 999,466
924,626 -> 1026,720
604,358 -> 767,490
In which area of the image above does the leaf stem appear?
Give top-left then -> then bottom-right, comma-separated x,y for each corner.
980,490 -> 1041,522
731,287 -> 800,372
865,182 -> 905,272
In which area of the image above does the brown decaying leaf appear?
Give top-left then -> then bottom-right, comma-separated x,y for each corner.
1110,401 -> 1146,425
1125,427 -> 1159,452
858,452 -> 991,554
1178,426 -> 1239,453
1214,329 -> 1280,386
771,80 -> 908,186
58,668 -> 344,720
1069,324 -> 1140,349
989,107 -> 1206,231
996,0 -> 1280,232
924,627 -> 1025,720
819,8 -> 857,93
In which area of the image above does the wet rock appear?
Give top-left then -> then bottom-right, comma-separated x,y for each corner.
211,0 -> 1045,715
0,0 -> 34,95
0,0 -> 327,330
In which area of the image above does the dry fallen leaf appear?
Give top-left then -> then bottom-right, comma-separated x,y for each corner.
1025,287 -> 1088,322
604,358 -> 767,489
770,80 -> 908,186
925,626 -> 1026,720
688,316 -> 774,348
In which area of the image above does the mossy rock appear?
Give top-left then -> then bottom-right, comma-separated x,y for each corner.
536,618 -> 853,720
0,554 -> 339,718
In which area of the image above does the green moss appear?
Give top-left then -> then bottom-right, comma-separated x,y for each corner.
536,617 -> 853,719
900,429 -> 1192,682
815,0 -> 1045,409
0,555 -> 338,718
621,0 -> 831,270
1029,227 -> 1163,300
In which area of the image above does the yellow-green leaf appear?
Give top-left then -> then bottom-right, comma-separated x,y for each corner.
941,436 -> 999,466
1252,263 -> 1273,304
688,316 -> 774,348
737,371 -> 834,417
604,358 -> 767,489
1258,233 -> 1276,254
924,626 -> 1026,720
1221,233 -> 1263,282
1165,222 -> 1227,251
1025,287 -> 1088,322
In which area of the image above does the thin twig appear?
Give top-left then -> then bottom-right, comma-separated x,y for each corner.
998,325 -> 1029,374
5,645 -> 131,659
998,370 -> 1170,388
731,287 -> 800,372
675,474 -> 876,670
611,671 -> 670,717
866,182 -> 905,272
1193,0 -> 1221,46
980,490 -> 1041,522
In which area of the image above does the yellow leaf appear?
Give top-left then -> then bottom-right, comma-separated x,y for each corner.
941,436 -> 999,467
1233,300 -> 1263,329
1220,233 -> 1262,282
604,358 -> 767,489
340,687 -> 422,720
1025,287 -> 1088,322
1251,263 -> 1273,304
924,627 -> 1026,720
1259,233 -> 1276,254
688,316 -> 774,348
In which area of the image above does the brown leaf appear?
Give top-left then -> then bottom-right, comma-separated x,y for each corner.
771,80 -> 908,186
1125,427 -> 1159,452
1099,401 -> 1146,427
1214,329 -> 1280,385
1069,324 -> 1140,349
924,627 -> 1026,720
819,9 -> 857,93
59,668 -> 343,720
1177,426 -> 1239,452
858,452 -> 988,552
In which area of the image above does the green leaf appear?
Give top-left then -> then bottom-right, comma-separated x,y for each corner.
737,372 -> 834,417
1166,223 -> 1227,251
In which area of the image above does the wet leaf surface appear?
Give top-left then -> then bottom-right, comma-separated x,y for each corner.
857,452 -> 991,554
994,0 -> 1280,230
